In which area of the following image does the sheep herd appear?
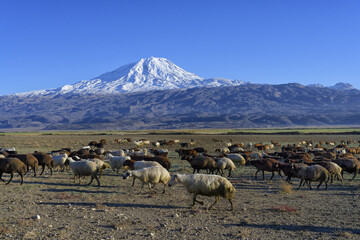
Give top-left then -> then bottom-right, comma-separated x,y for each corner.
1,137 -> 360,211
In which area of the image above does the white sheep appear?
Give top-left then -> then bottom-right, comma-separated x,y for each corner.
168,173 -> 236,211
123,166 -> 170,193
215,157 -> 236,177
108,150 -> 126,157
87,158 -> 111,178
225,153 -> 246,166
105,154 -> 131,173
123,160 -> 162,186
51,153 -> 68,171
68,158 -> 100,186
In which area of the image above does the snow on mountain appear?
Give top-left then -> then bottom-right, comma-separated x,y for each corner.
328,82 -> 355,90
14,57 -> 246,96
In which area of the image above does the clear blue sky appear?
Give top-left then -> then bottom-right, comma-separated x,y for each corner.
1,0 -> 359,95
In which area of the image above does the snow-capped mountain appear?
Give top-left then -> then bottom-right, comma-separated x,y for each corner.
15,57 -> 245,96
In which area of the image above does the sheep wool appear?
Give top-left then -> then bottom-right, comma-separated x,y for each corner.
169,173 -> 236,211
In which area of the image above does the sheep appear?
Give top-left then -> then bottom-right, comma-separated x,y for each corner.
123,160 -> 162,186
130,155 -> 171,170
275,162 -> 308,183
311,161 -> 343,183
68,158 -> 100,186
32,152 -> 55,176
123,166 -> 170,193
215,147 -> 230,154
9,154 -> 38,177
224,153 -> 246,167
51,153 -> 68,171
0,158 -> 27,185
87,158 -> 111,178
107,150 -> 126,157
168,173 -> 236,211
105,154 -> 131,173
333,158 -> 360,180
247,158 -> 281,180
293,164 -> 330,190
181,155 -> 216,174
215,157 -> 236,177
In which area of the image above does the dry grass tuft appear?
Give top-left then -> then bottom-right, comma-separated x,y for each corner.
238,228 -> 251,239
270,205 -> 297,213
333,230 -> 353,238
279,181 -> 293,194
0,226 -> 12,235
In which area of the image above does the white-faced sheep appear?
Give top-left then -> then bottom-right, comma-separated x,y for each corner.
168,173 -> 236,211
0,158 -> 27,185
215,157 -> 236,177
293,164 -> 330,190
123,166 -> 170,193
68,158 -> 100,186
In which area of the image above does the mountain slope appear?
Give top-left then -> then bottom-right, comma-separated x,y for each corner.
15,57 -> 245,96
2,83 -> 360,130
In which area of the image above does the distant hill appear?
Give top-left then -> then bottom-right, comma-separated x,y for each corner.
1,83 -> 360,130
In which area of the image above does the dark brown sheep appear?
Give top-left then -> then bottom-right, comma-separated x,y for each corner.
0,158 -> 27,185
181,155 -> 216,174
32,152 -> 55,176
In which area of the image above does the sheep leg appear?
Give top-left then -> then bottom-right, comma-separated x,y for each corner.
228,169 -> 232,178
87,176 -> 94,185
94,174 -> 100,186
317,181 -> 323,189
19,173 -> 24,185
6,173 -> 13,185
192,194 -> 204,207
350,172 -> 357,181
0,172 -> 4,182
228,199 -> 234,211
296,180 -> 304,190
262,171 -> 265,180
208,196 -> 219,210
330,174 -> 333,183
132,178 -> 136,187
269,171 -> 275,180
49,166 -> 53,176
255,170 -> 260,179
307,181 -> 312,190
32,166 -> 37,177
192,168 -> 196,174
162,183 -> 167,194
39,165 -> 45,175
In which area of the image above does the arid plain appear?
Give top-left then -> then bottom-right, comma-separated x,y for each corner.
0,131 -> 359,239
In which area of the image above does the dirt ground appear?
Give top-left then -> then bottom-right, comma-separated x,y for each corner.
0,133 -> 360,239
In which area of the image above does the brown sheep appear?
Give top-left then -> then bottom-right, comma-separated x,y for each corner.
181,155 -> 216,174
0,158 -> 27,185
247,158 -> 282,180
9,154 -> 38,177
333,158 -> 360,180
32,152 -> 55,176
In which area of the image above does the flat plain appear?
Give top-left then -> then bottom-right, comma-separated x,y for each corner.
0,131 -> 359,239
